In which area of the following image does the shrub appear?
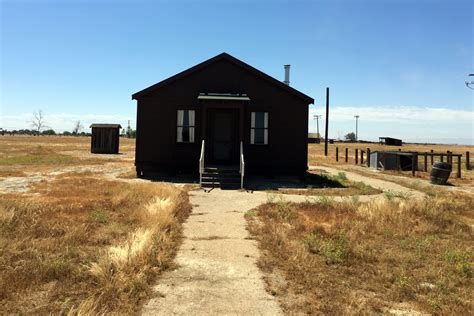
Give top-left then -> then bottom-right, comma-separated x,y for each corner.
303,233 -> 350,264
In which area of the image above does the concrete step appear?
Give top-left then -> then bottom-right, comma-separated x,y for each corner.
202,177 -> 240,184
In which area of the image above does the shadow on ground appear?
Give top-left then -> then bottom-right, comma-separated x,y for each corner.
245,172 -> 346,191
137,172 -> 346,191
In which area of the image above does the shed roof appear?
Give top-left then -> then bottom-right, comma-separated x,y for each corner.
370,151 -> 415,156
132,52 -> 314,104
90,124 -> 122,129
379,137 -> 402,141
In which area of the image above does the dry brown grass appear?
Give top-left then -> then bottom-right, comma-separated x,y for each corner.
0,135 -> 135,175
247,192 -> 473,314
0,172 -> 191,314
0,170 -> 26,177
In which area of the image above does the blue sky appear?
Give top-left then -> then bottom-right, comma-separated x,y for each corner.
1,0 -> 473,144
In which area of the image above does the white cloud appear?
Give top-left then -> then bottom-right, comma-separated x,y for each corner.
309,105 -> 473,123
308,105 -> 474,144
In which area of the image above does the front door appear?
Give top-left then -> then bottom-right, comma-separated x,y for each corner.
207,109 -> 239,164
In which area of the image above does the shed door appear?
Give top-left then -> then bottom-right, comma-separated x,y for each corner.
207,109 -> 239,164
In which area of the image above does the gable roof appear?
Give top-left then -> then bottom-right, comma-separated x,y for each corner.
131,52 -> 314,104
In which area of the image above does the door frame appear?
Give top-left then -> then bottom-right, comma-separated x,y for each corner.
200,101 -> 246,164
206,108 -> 239,164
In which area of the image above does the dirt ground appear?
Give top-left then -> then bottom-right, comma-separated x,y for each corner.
0,136 -> 192,313
1,135 -> 472,314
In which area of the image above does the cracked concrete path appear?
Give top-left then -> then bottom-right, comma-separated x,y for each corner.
142,166 -> 425,315
142,189 -> 283,315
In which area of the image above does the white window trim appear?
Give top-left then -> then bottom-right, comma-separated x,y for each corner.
251,111 -> 268,145
177,109 -> 195,143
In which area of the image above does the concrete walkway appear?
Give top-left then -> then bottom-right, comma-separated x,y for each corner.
142,189 -> 283,315
142,167 -> 425,315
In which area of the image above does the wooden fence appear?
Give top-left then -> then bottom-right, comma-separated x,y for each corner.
334,147 -> 471,178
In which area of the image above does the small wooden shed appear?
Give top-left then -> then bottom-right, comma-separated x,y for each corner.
369,151 -> 418,171
379,137 -> 402,146
308,133 -> 321,144
90,124 -> 121,154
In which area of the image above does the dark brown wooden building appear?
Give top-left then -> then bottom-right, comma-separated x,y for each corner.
132,53 -> 314,185
90,124 -> 121,154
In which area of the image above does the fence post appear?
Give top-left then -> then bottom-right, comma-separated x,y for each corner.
412,153 -> 416,176
456,154 -> 462,178
457,155 -> 461,178
440,154 -> 444,162
447,150 -> 452,164
430,149 -> 434,165
336,147 -> 339,162
424,152 -> 428,172
361,150 -> 364,165
355,149 -> 358,164
467,151 -> 471,170
367,148 -> 371,167
345,148 -> 348,163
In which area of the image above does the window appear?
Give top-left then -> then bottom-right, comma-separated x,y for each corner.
251,112 -> 268,145
177,110 -> 195,143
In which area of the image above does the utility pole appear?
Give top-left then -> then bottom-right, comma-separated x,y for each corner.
324,87 -> 329,156
313,115 -> 322,138
354,115 -> 359,142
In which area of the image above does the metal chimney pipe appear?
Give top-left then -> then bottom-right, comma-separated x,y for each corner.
284,64 -> 290,85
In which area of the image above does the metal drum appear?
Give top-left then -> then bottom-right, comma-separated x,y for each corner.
430,162 -> 452,185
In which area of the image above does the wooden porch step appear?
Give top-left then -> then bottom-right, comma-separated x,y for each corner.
201,165 -> 241,189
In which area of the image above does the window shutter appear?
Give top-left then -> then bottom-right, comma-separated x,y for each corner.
188,110 -> 195,126
189,110 -> 195,142
264,112 -> 268,144
251,112 -> 256,144
177,110 -> 184,142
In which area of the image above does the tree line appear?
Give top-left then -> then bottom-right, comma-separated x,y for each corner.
0,110 -> 136,138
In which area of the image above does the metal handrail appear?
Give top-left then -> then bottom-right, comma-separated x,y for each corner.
199,140 -> 205,187
240,141 -> 245,189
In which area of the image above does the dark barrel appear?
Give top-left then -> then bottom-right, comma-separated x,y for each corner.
430,162 -> 452,185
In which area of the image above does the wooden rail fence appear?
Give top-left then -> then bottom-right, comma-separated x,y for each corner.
333,147 -> 471,178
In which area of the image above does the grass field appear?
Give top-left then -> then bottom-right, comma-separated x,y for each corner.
0,135 -> 472,314
0,136 -> 191,313
246,192 -> 473,314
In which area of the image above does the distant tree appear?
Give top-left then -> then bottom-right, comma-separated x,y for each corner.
63,131 -> 72,136
72,120 -> 84,135
42,129 -> 56,135
29,110 -> 48,135
345,132 -> 356,142
126,125 -> 133,138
